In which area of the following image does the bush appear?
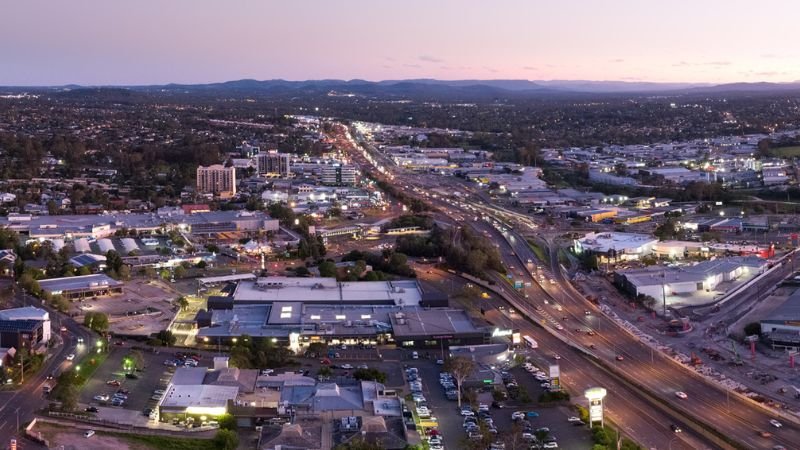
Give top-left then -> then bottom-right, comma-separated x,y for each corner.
538,390 -> 570,402
212,430 -> 239,450
353,368 -> 387,384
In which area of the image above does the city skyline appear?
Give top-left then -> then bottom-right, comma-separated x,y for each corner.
2,0 -> 799,86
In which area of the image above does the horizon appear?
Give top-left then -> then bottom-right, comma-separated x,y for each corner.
2,0 -> 799,86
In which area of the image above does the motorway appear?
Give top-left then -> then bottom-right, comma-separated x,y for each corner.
344,124 -> 800,449
0,292 -> 95,444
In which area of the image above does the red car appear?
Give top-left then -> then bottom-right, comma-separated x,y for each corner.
615,355 -> 625,361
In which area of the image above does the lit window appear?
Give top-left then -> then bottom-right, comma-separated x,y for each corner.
310,315 -> 321,320
361,314 -> 371,319
280,313 -> 291,319
281,306 -> 292,313
335,315 -> 346,320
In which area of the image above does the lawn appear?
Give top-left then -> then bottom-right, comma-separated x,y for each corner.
770,146 -> 800,157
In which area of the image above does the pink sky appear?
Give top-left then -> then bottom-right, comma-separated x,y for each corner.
2,0 -> 798,85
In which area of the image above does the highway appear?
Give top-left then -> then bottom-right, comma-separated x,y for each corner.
343,124 -> 800,449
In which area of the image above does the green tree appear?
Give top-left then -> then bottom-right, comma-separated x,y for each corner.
176,296 -> 190,311
318,260 -> 337,277
155,329 -> 177,347
217,413 -> 237,430
125,350 -> 145,371
334,437 -> 385,450
212,429 -> 239,450
352,368 -> 387,383
744,322 -> 761,337
173,265 -> 187,279
443,356 -> 475,407
83,312 -> 109,333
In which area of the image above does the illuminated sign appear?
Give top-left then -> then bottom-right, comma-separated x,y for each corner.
492,328 -> 513,337
589,399 -> 603,422
512,332 -> 521,344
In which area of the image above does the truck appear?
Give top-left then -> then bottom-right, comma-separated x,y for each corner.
523,335 -> 538,349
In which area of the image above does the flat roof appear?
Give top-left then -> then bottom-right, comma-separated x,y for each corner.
232,277 -> 420,306
763,289 -> 800,324
160,384 -> 239,409
198,274 -> 257,285
38,274 -> 123,293
391,308 -> 482,338
576,232 -> 658,253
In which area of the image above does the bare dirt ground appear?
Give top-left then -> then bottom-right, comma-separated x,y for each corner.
30,421 -> 143,450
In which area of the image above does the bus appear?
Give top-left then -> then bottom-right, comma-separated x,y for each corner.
523,335 -> 538,349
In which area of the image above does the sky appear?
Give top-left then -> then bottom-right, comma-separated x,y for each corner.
2,0 -> 799,86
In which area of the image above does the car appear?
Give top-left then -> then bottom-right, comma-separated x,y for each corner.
77,337 -> 84,344
540,382 -> 551,389
428,436 -> 443,446
143,408 -> 153,416
675,391 -> 688,399
521,432 -> 534,441
111,398 -> 124,407
260,369 -> 274,375
66,353 -> 75,361
340,364 -> 353,370
106,380 -> 121,386
93,394 -> 109,402
587,330 -> 595,336
429,445 -> 444,450
358,364 -> 369,369
526,411 -> 540,418
60,326 -> 67,332
758,430 -> 773,438
411,351 -> 419,359
555,324 -> 564,330
615,355 -> 625,361
435,359 -> 444,365
154,389 -> 166,395
567,416 -> 583,423
151,394 -> 162,400
552,354 -> 561,360
85,406 -> 99,413
584,310 -> 591,315
670,424 -> 682,433
113,393 -> 128,400
84,430 -> 96,438
543,443 -> 558,449
535,427 -> 550,434
769,419 -> 783,428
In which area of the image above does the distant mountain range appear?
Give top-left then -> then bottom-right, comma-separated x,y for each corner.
5,78 -> 800,98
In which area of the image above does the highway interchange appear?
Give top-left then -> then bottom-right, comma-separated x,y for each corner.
345,124 -> 800,450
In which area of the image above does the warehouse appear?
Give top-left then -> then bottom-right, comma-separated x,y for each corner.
38,273 -> 124,299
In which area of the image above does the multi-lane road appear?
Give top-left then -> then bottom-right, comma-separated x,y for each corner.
345,125 -> 800,449
0,293 -> 95,443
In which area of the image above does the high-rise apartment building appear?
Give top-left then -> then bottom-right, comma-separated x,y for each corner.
196,164 -> 237,197
256,150 -> 291,177
321,164 -> 357,186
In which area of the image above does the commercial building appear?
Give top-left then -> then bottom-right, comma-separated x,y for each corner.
573,232 -> 658,263
38,274 -> 123,299
231,277 -> 423,306
321,164 -> 357,186
0,320 -> 44,350
615,256 -> 768,301
197,164 -> 237,198
0,307 -> 51,344
0,210 -> 278,240
256,151 -> 291,177
761,289 -> 800,350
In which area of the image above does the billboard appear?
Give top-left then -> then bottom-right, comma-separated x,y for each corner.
589,399 -> 603,423
549,364 -> 561,391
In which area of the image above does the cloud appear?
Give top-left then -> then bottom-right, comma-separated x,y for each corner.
419,55 -> 443,63
483,66 -> 499,73
672,60 -> 731,67
522,66 -> 538,71
403,63 -> 421,69
610,58 -> 624,63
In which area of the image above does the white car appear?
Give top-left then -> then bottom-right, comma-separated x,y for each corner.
460,409 -> 475,417
84,430 -> 95,438
66,353 -> 76,361
552,354 -> 561,360
428,436 -> 443,446
93,394 -> 109,402
567,416 -> 582,423
769,419 -> 783,428
675,391 -> 688,400
511,411 -> 526,420
543,443 -> 558,449
340,364 -> 353,370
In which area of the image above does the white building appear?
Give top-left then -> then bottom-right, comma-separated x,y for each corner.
573,232 -> 658,262
0,306 -> 51,343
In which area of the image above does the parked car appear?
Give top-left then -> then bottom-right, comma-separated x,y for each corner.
66,354 -> 75,361
84,430 -> 95,438
85,407 -> 99,413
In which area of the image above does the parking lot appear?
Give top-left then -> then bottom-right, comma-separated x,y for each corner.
74,279 -> 177,337
403,357 -> 594,449
79,344 -> 181,415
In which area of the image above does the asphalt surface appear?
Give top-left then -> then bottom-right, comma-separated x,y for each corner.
0,292 -> 95,446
